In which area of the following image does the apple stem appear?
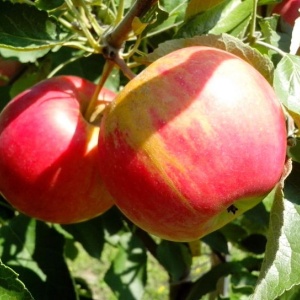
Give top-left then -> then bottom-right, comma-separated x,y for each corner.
84,60 -> 115,122
247,0 -> 259,44
255,40 -> 287,57
114,55 -> 137,80
99,0 -> 158,79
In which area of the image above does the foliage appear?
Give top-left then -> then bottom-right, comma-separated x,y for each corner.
0,0 -> 300,299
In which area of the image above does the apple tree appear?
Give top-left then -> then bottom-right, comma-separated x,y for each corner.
0,0 -> 300,299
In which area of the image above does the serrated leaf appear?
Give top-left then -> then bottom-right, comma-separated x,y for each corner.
274,54 -> 300,125
137,33 -> 274,82
0,1 -> 67,51
250,180 -> 300,299
0,48 -> 49,63
0,261 -> 33,300
259,17 -> 291,54
104,232 -> 147,300
278,283 -> 300,299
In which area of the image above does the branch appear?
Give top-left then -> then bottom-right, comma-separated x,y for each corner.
102,0 -> 158,49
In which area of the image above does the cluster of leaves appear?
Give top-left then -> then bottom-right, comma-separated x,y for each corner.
0,0 -> 300,299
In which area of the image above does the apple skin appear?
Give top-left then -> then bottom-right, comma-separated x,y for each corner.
0,57 -> 24,86
0,75 -> 116,223
272,0 -> 300,27
97,46 -> 287,242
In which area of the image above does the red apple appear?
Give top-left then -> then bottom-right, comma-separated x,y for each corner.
272,0 -> 300,27
0,56 -> 24,86
97,46 -> 287,242
0,75 -> 115,223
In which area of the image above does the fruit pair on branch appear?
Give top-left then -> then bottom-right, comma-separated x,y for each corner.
0,45 -> 288,242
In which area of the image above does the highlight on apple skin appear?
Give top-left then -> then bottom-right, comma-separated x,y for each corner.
0,75 -> 115,223
97,46 -> 287,242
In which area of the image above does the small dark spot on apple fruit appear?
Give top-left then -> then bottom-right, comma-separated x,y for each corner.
227,205 -> 238,214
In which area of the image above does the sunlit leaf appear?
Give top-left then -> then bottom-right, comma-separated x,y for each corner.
250,167 -> 300,299
105,232 -> 147,300
274,54 -> 300,126
176,0 -> 252,38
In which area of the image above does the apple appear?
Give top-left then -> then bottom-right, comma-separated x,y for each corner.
0,56 -> 24,86
272,0 -> 300,27
97,46 -> 287,242
0,75 -> 116,223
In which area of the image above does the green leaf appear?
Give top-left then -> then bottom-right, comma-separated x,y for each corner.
231,271 -> 259,295
250,177 -> 300,299
209,0 -> 253,35
147,0 -> 186,37
0,215 -> 77,299
184,0 -> 227,20
157,241 -> 192,282
138,33 -> 274,82
0,261 -> 33,300
278,283 -> 300,299
239,234 -> 267,254
62,215 -> 105,259
35,0 -> 65,11
104,232 -> 147,300
176,0 -> 252,38
0,1 -> 67,51
220,222 -> 248,243
186,262 -> 243,300
0,48 -> 49,63
258,17 -> 291,56
241,202 -> 270,234
274,54 -> 300,125
202,231 -> 229,255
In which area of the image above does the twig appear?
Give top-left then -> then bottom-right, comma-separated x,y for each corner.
102,0 -> 158,49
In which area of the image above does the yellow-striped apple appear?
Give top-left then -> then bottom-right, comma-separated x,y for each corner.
0,75 -> 115,223
97,46 -> 287,242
